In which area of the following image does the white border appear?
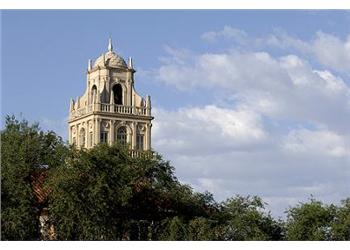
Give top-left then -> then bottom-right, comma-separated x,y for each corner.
1,0 -> 350,9
1,241 -> 350,250
1,2 -> 350,250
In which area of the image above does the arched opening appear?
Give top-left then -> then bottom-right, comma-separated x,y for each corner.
91,85 -> 97,103
116,126 -> 127,145
112,84 -> 123,105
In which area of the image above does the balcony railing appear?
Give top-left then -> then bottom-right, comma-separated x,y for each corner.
70,103 -> 151,119
129,149 -> 154,158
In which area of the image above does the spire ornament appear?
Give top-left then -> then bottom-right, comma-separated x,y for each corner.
88,59 -> 92,71
128,57 -> 133,69
108,37 -> 113,52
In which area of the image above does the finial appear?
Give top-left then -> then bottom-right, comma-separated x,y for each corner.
76,96 -> 80,108
128,57 -> 133,69
146,95 -> 151,108
70,98 -> 75,111
88,59 -> 92,70
108,37 -> 113,52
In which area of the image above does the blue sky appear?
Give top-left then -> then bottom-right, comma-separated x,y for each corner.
2,10 -> 350,217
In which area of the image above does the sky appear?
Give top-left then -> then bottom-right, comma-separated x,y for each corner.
2,10 -> 350,217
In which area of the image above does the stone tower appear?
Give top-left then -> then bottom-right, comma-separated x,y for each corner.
68,39 -> 153,153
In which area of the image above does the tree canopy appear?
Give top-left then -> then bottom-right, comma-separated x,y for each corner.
1,115 -> 66,240
1,116 -> 349,240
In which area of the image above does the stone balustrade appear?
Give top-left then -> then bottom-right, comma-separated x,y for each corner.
70,103 -> 151,119
129,149 -> 154,158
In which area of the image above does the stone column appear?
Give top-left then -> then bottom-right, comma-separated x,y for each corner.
72,124 -> 77,147
123,89 -> 127,106
132,122 -> 137,150
110,120 -> 115,145
68,125 -> 72,145
86,121 -> 90,148
76,124 -> 80,148
146,123 -> 152,150
84,122 -> 88,148
95,118 -> 100,145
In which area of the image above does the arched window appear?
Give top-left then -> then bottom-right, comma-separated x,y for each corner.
91,85 -> 97,103
79,128 -> 86,148
112,84 -> 123,105
116,126 -> 127,144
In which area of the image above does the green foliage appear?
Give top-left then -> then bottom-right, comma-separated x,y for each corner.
47,143 -> 215,240
285,198 -> 337,240
1,115 -> 66,240
159,216 -> 188,240
216,195 -> 284,240
331,198 -> 350,240
48,144 -> 134,240
187,217 -> 215,240
2,115 -> 349,241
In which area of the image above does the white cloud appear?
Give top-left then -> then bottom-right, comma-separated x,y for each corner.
260,30 -> 350,73
156,48 -> 350,132
202,26 -> 350,73
312,32 -> 350,72
152,104 -> 350,217
283,128 -> 350,157
258,32 -> 310,53
201,26 -> 247,43
149,27 -> 350,217
153,105 -> 267,156
157,50 -> 291,91
267,31 -> 350,73
153,111 -> 350,217
315,70 -> 349,92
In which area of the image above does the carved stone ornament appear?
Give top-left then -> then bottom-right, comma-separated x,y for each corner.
138,124 -> 146,132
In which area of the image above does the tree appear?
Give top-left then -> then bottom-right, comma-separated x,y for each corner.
285,198 -> 336,240
47,143 -> 216,240
159,216 -> 188,240
47,143 -> 135,240
215,195 -> 284,240
1,115 -> 65,240
187,217 -> 215,240
3,115 -> 348,241
331,198 -> 350,240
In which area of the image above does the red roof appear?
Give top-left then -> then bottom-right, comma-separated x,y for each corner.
31,171 -> 51,204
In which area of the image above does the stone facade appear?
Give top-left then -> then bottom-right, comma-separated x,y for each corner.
68,39 -> 153,152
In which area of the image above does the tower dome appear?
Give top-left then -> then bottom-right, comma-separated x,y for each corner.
93,38 -> 127,69
93,51 -> 127,68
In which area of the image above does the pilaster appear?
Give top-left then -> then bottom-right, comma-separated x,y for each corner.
95,117 -> 100,145
146,123 -> 152,150
110,120 -> 115,145
132,122 -> 137,150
